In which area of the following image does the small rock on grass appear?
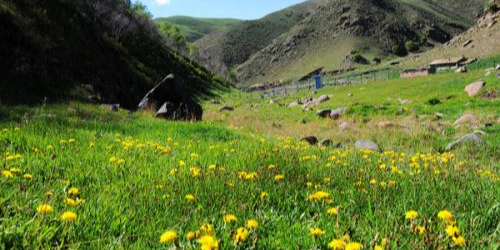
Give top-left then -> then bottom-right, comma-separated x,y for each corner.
355,140 -> 380,151
445,133 -> 484,151
301,136 -> 319,146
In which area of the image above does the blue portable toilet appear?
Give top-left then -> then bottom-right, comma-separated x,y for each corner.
314,75 -> 323,89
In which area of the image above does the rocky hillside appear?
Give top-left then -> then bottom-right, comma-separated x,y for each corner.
402,0 -> 500,66
194,0 -> 329,78
155,16 -> 241,42
194,0 -> 488,86
0,0 -> 224,108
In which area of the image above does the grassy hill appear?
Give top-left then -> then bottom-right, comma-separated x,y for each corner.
194,0 -> 488,86
0,66 -> 498,249
0,0 -> 223,108
155,16 -> 241,42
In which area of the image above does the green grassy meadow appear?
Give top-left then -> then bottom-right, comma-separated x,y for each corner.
1,68 -> 499,250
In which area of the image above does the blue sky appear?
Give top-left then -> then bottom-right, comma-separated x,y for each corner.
138,0 -> 307,19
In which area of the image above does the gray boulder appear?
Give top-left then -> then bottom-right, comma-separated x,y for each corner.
445,133 -> 484,151
330,107 -> 347,120
465,81 -> 486,97
339,121 -> 355,131
302,95 -> 331,110
137,74 -> 202,121
454,112 -> 480,126
301,136 -> 319,146
319,139 -> 341,148
317,109 -> 332,118
355,140 -> 380,151
397,99 -> 412,105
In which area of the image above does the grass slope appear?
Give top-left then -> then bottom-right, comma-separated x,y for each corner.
0,68 -> 498,250
155,16 -> 242,42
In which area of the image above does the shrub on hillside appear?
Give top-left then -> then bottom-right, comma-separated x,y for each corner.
391,44 -> 408,56
404,41 -> 419,53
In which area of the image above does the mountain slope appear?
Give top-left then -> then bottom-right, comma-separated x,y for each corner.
194,0 -> 488,86
155,16 -> 241,42
0,0 -> 223,108
402,0 -> 500,67
194,0 -> 329,77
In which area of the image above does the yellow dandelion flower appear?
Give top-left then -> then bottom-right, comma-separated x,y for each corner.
198,235 -> 219,250
37,204 -> 53,214
169,168 -> 178,176
65,198 -> 77,207
185,194 -> 196,201
437,210 -> 455,224
246,219 -> 259,229
68,187 -> 79,196
452,236 -> 466,247
10,168 -> 21,173
327,207 -> 339,215
416,226 -> 426,235
223,214 -> 238,223
60,211 -> 77,222
47,145 -> 54,149
374,246 -> 383,250
308,191 -> 330,201
260,192 -> 269,198
23,174 -> 33,179
274,174 -> 285,181
328,239 -> 347,250
76,198 -> 86,205
200,223 -> 213,235
179,160 -> 186,167
186,231 -> 196,241
2,170 -> 13,178
309,228 -> 325,238
405,210 -> 419,220
160,230 -> 177,244
346,242 -> 363,250
190,167 -> 201,177
233,227 -> 249,244
445,225 -> 460,237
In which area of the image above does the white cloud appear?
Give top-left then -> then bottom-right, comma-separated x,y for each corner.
155,0 -> 171,5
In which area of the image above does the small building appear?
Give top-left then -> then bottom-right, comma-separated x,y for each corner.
429,56 -> 467,71
400,68 -> 434,78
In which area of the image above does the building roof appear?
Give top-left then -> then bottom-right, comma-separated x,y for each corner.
430,56 -> 467,66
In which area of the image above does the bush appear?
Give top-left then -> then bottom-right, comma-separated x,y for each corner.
391,43 -> 408,56
427,98 -> 441,106
404,41 -> 419,52
485,2 -> 499,12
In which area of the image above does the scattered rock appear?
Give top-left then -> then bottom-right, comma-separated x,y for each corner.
455,67 -> 467,73
101,104 -> 120,112
445,133 -> 484,151
288,101 -> 300,107
302,95 -> 332,110
397,99 -> 412,105
301,136 -> 319,146
497,72 -> 500,78
339,121 -> 355,131
330,107 -> 347,120
355,140 -> 380,151
453,112 -> 480,126
219,105 -> 234,112
434,112 -> 445,120
496,64 -> 500,70
465,81 -> 486,96
269,100 -> 275,105
318,139 -> 334,147
317,109 -> 332,118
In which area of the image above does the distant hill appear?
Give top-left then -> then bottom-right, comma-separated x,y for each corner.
194,0 -> 329,79
0,0 -> 224,108
155,16 -> 242,42
193,0 -> 488,86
